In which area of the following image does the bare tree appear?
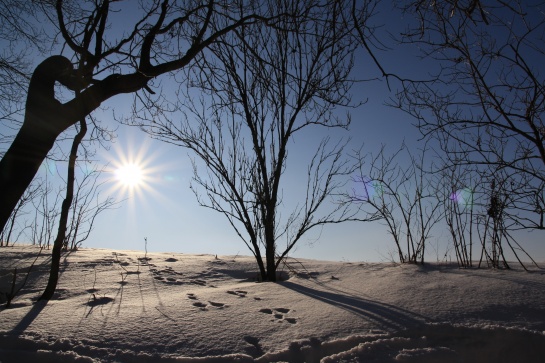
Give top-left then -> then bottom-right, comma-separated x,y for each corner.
350,144 -> 442,264
0,0 -> 49,132
435,150 -> 543,269
0,0 -> 299,233
31,176 -> 63,249
391,0 -> 545,233
40,114 -> 87,300
0,2 -> 49,240
64,165 -> 118,251
438,162 -> 477,268
135,0 -> 374,281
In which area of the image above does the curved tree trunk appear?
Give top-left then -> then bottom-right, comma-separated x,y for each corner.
0,56 -> 147,235
0,56 -> 79,234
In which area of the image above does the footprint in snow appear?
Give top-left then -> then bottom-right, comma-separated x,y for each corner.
151,267 -> 184,284
189,294 -> 227,310
227,290 -> 247,297
190,279 -> 207,286
259,308 -> 297,324
193,301 -> 208,310
208,301 -> 228,308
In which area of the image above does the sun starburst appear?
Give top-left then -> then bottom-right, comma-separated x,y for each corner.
115,163 -> 143,188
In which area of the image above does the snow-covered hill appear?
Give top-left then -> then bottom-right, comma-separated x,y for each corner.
1,246 -> 544,362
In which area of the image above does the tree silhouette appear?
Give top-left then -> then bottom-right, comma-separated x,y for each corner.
135,0 -> 377,281
0,0 -> 295,233
0,56 -> 88,236
392,0 -> 545,231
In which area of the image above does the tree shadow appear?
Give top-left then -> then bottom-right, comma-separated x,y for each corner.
281,280 -> 430,331
8,300 -> 49,335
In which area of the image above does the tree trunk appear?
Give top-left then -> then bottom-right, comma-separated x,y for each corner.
264,223 -> 277,282
0,56 -> 77,233
39,119 -> 87,301
0,127 -> 58,234
265,244 -> 277,282
254,249 -> 267,282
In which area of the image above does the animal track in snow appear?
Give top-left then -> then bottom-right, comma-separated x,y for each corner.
150,267 -> 184,284
193,301 -> 208,310
188,294 -> 227,310
227,290 -> 247,297
208,301 -> 227,308
259,308 -> 297,324
190,279 -> 207,286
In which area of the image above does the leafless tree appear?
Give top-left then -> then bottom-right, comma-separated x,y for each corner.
438,162 -> 477,268
0,0 -> 300,234
64,166 -> 118,251
0,0 -> 49,133
391,0 -> 545,234
18,160 -> 117,251
0,1 -> 49,243
31,176 -> 62,249
40,114 -> 87,300
350,144 -> 442,264
435,153 -> 542,269
135,0 -> 375,281
0,0 -> 318,300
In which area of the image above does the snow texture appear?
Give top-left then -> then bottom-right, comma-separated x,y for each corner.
1,246 -> 544,362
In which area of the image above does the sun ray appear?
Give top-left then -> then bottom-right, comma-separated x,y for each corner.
102,132 -> 184,217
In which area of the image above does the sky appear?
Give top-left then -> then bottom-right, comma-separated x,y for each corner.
3,1 -> 545,263
84,70 -> 419,262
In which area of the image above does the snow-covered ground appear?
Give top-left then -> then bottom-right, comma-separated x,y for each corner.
0,245 -> 544,362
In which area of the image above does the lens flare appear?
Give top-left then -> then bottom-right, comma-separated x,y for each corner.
354,176 -> 383,200
450,187 -> 474,208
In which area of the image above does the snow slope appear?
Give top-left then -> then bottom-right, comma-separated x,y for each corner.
0,245 -> 544,362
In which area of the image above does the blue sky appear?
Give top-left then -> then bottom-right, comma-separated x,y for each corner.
74,6 -> 431,262
82,72 -> 420,261
3,1 -> 545,263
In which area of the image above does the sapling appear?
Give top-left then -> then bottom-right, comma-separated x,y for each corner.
4,247 -> 43,307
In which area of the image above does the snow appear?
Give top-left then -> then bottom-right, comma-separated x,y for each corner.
1,245 -> 544,362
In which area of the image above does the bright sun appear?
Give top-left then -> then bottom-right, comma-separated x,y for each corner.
115,163 -> 143,187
